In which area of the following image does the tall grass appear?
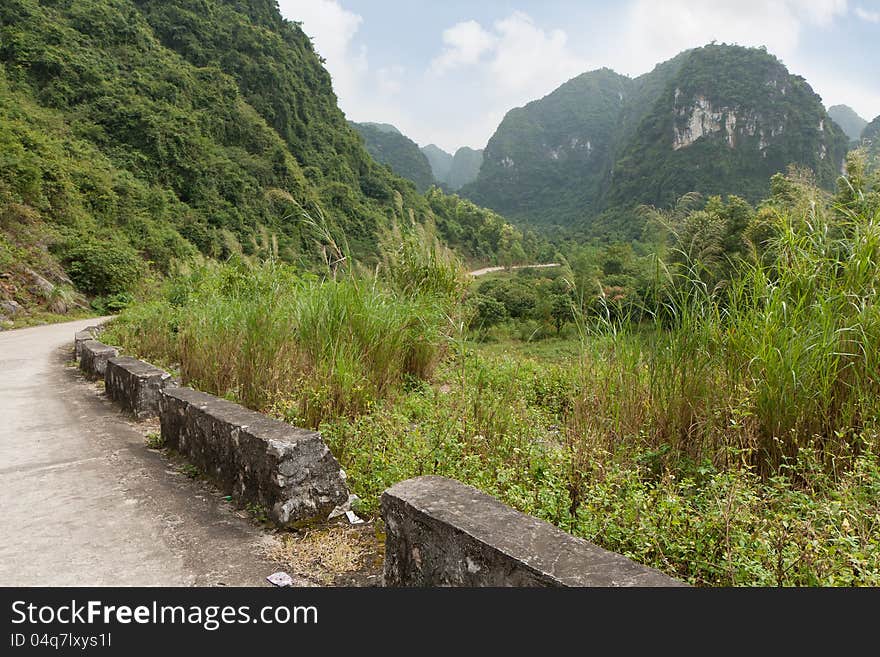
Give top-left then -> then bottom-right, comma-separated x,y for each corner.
568,199 -> 880,474
107,239 -> 465,427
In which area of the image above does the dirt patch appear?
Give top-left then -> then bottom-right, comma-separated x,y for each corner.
265,522 -> 385,586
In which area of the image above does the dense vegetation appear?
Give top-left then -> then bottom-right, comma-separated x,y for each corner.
864,116 -> 880,170
6,0 -> 878,587
465,45 -> 850,240
350,122 -> 435,192
109,157 -> 880,585
864,115 -> 880,142
0,0 -> 538,318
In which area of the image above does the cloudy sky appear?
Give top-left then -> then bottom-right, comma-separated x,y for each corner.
277,0 -> 880,153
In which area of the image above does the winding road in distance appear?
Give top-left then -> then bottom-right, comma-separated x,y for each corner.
468,263 -> 562,277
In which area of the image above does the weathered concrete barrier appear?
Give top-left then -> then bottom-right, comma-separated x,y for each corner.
159,387 -> 349,526
382,476 -> 685,587
105,356 -> 176,420
79,340 -> 119,379
74,326 -> 101,359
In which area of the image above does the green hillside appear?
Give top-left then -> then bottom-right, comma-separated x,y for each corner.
465,45 -> 849,239
446,147 -> 483,190
465,67 -> 630,224
350,122 -> 435,192
0,0 -> 531,315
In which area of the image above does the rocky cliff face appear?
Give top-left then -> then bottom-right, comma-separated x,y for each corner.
465,67 -> 629,223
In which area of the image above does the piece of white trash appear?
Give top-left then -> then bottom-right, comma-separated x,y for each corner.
345,510 -> 364,525
266,571 -> 294,587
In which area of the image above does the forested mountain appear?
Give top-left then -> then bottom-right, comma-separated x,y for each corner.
350,122 -> 434,192
465,44 -> 849,239
864,115 -> 880,168
358,122 -> 401,135
421,144 -> 454,183
828,104 -> 868,142
464,67 -> 632,226
446,147 -> 484,190
421,144 -> 483,190
0,0 -> 531,313
864,115 -> 880,142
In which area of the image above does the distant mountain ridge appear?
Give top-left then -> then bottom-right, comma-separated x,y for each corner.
464,44 -> 850,238
350,121 -> 434,192
863,115 -> 880,169
828,105 -> 868,142
422,144 -> 454,183
420,144 -> 483,190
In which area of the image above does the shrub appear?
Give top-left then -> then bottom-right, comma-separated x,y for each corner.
62,239 -> 143,297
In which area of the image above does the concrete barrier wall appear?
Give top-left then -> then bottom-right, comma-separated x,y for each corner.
74,326 -> 100,358
105,356 -> 176,420
79,340 -> 119,379
382,476 -> 685,587
159,386 -> 349,526
72,330 -> 688,582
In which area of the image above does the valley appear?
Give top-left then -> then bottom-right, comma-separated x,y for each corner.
1,0 -> 879,588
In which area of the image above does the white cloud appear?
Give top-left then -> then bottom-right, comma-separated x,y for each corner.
278,0 -> 415,131
855,6 -> 880,22
278,1 -> 877,153
431,12 -> 589,96
278,0 -> 366,102
376,66 -> 405,96
430,20 -> 496,74
487,12 -> 589,96
617,0 -> 849,75
420,12 -> 594,149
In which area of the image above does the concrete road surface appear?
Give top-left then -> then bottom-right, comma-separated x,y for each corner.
0,318 -> 297,586
468,263 -> 561,277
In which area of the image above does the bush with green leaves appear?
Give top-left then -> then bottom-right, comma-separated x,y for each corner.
61,240 -> 143,297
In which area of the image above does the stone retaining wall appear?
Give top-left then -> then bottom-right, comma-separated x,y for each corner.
159,386 -> 349,526
79,340 -> 119,379
73,329 -> 689,584
382,476 -> 685,587
105,356 -> 176,420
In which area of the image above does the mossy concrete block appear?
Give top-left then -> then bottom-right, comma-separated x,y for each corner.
159,386 -> 348,526
382,476 -> 686,587
74,326 -> 101,359
79,340 -> 118,379
105,356 -> 176,420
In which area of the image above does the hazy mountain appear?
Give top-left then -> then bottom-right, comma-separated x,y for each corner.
446,147 -> 484,190
465,44 -> 850,238
421,144 -> 483,190
358,122 -> 402,135
863,115 -> 880,142
828,105 -> 869,142
350,122 -> 434,192
422,144 -> 454,184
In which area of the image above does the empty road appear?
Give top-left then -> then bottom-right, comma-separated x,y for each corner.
468,263 -> 561,277
0,318 -> 294,586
